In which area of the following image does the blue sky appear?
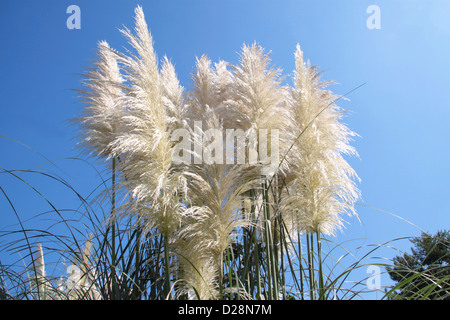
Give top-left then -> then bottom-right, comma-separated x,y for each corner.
1,0 -> 450,298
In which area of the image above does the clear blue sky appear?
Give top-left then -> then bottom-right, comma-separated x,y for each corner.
1,0 -> 450,297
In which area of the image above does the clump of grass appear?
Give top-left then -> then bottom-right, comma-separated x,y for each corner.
2,5 -> 440,301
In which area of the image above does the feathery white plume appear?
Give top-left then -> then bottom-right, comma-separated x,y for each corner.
174,56 -> 261,298
229,43 -> 290,175
111,6 -> 187,235
73,41 -> 125,160
230,43 -> 287,131
282,44 -> 360,236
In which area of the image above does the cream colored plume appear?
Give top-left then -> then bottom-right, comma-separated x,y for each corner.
73,40 -> 124,160
229,43 -> 290,176
110,6 -> 187,235
185,55 -> 245,131
174,56 -> 262,299
281,44 -> 360,236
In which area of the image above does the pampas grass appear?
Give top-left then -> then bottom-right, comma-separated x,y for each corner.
110,7 -> 187,237
281,44 -> 360,238
6,5 -> 432,301
73,40 -> 125,161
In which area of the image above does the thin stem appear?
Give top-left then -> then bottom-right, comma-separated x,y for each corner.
316,230 -> 325,300
225,247 -> 234,299
262,181 -> 273,299
298,231 -> 305,300
164,233 -> 171,300
110,157 -> 117,299
307,233 -> 316,300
